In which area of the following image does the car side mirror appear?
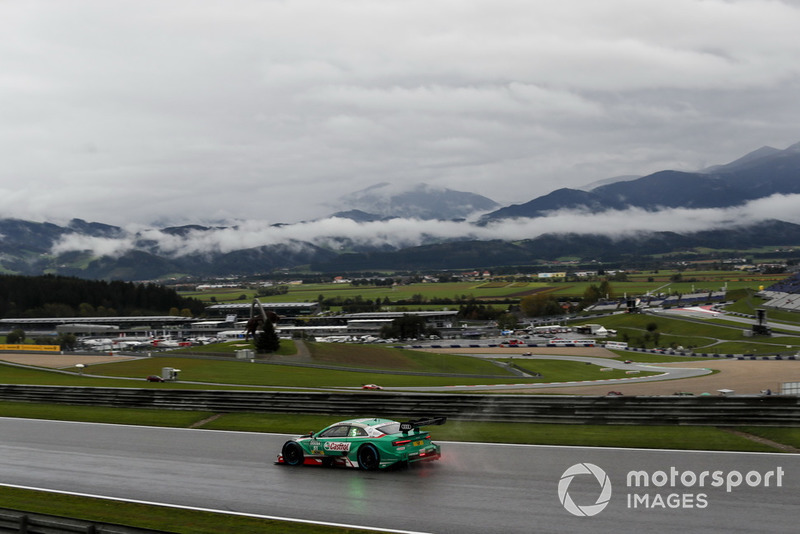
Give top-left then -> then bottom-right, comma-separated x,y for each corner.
306,431 -> 315,438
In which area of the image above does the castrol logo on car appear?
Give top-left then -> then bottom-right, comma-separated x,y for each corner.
324,441 -> 351,452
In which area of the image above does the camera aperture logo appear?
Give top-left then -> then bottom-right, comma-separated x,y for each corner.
558,463 -> 612,517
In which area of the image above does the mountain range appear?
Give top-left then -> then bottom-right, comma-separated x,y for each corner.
482,142 -> 800,220
329,182 -> 499,221
1,142 -> 799,280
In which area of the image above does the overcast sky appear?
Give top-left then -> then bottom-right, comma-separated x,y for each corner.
2,0 -> 800,230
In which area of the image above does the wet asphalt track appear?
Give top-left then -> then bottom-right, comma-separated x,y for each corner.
1,418 -> 798,533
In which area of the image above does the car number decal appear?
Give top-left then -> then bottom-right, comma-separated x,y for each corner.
413,440 -> 424,446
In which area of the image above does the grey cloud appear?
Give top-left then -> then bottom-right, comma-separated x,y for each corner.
2,1 -> 800,227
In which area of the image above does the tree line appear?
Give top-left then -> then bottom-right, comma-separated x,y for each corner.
0,274 -> 205,318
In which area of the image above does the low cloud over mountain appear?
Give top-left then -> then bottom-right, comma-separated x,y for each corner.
45,193 -> 800,260
2,143 -> 800,279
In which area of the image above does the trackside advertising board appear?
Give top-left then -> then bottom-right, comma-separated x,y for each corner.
0,344 -> 60,352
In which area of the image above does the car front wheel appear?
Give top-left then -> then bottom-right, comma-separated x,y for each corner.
357,444 -> 380,471
282,441 -> 304,466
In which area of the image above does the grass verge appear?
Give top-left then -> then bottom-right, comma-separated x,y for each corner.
736,427 -> 800,449
0,486 -> 369,534
202,412 -> 780,452
0,401 -> 785,453
0,401 -> 214,427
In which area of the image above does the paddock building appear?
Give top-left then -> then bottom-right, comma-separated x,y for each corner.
204,302 -> 322,319
0,316 -> 188,337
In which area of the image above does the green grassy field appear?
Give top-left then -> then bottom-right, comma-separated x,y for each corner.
180,271 -> 792,304
171,339 -> 297,355
51,356 -> 657,388
737,427 -> 800,448
0,364 -> 272,390
183,280 -> 546,304
87,357 -> 527,388
575,313 -> 800,354
4,339 -> 662,389
302,342 -> 508,373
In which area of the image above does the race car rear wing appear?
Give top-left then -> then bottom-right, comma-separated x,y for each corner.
399,416 -> 447,433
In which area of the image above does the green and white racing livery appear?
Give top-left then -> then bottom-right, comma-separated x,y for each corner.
278,416 -> 445,470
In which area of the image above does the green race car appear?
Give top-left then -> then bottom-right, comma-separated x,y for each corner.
277,416 -> 446,470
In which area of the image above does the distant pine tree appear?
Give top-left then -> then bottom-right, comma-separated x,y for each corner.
0,274 -> 204,317
254,321 -> 280,353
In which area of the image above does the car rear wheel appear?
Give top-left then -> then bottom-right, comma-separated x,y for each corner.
282,441 -> 304,466
357,444 -> 380,471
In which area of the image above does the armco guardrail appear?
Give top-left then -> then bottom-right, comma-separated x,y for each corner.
0,507 -> 164,534
1,385 -> 798,426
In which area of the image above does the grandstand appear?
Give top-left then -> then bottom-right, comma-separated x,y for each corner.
587,291 -> 726,313
587,300 -> 622,312
759,272 -> 800,312
662,291 -> 726,307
